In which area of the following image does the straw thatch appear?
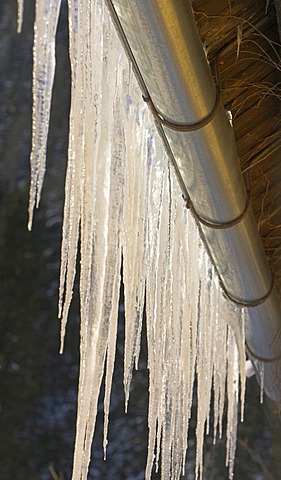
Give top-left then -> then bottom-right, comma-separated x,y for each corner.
193,0 -> 281,294
275,0 -> 281,39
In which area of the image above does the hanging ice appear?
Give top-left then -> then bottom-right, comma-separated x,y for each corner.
17,0 -> 24,33
28,0 -> 62,230
22,1 -> 247,479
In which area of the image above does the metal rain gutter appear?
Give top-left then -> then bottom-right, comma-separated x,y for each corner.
107,0 -> 281,401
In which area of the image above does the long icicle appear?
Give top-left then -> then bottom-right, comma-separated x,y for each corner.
17,0 -> 24,33
28,0 -> 62,230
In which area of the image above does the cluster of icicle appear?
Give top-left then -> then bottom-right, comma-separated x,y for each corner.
22,0 -> 247,479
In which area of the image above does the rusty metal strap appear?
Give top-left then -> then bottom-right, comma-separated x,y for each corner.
184,191 -> 275,309
184,190 -> 252,229
221,273 -> 275,308
143,59 -> 221,132
246,340 -> 281,363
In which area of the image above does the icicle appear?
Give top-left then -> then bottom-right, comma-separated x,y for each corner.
222,301 -> 246,423
144,144 -> 168,478
28,0 -> 62,230
239,310 -> 246,422
121,76 -> 150,411
102,55 -> 127,461
17,0 -> 24,33
260,362 -> 265,404
212,278 -> 228,445
195,252 -> 215,480
58,0 -> 85,349
225,328 -> 239,480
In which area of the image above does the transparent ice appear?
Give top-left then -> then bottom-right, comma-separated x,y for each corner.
17,0 -> 24,33
23,1 -> 247,479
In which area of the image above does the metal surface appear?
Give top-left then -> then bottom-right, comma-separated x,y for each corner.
108,0 -> 281,401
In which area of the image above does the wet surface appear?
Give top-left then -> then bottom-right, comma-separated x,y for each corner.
0,2 -> 281,479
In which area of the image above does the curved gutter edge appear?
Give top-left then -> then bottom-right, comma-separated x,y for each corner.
107,0 -> 281,402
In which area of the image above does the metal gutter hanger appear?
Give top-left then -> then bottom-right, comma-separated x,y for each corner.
107,0 -> 281,401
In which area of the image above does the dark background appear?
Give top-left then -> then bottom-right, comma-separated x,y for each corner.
0,1 -> 281,479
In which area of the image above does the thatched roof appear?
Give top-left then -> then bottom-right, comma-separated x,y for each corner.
275,0 -> 281,39
193,0 -> 281,294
